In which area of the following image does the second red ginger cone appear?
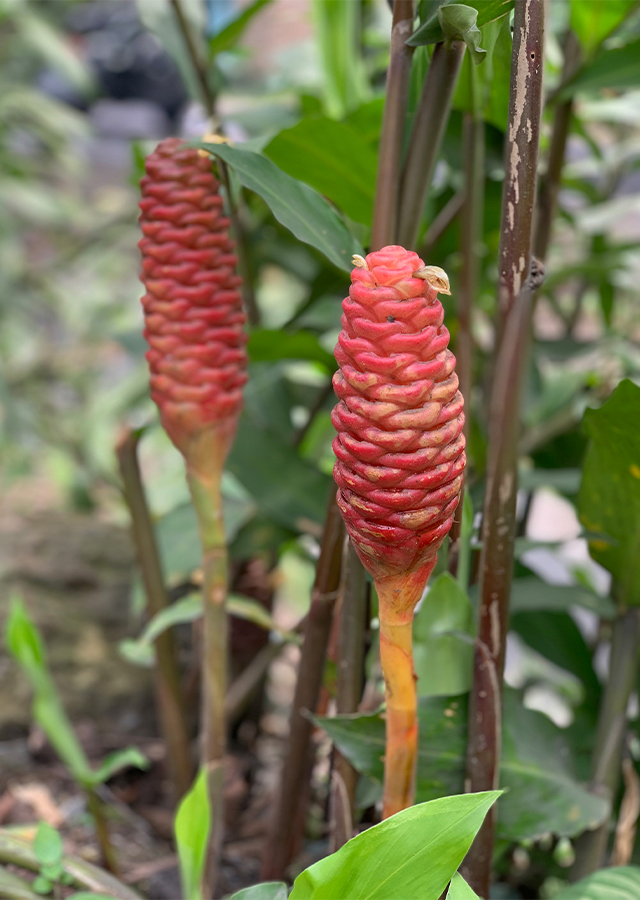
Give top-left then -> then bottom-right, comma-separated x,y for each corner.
332,245 -> 465,817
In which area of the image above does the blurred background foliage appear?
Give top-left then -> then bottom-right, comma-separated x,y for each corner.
2,0 -> 640,885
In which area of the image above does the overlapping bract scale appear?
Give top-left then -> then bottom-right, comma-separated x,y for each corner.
138,138 -> 247,455
332,246 -> 465,581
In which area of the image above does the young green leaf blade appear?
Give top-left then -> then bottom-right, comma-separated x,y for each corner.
197,143 -> 364,271
561,38 -> 640,98
578,379 -> 640,606
289,792 -> 500,900
552,866 -> 640,899
33,823 -> 63,867
208,0 -> 270,56
264,117 -> 377,225
447,873 -> 480,899
569,0 -> 638,56
229,885 -> 288,900
86,748 -> 149,787
175,768 -> 210,900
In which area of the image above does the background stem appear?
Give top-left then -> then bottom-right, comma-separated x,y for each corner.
572,606 -> 640,877
463,3 -> 545,894
370,0 -> 415,250
116,429 -> 193,802
262,497 -> 344,880
397,41 -> 466,249
86,788 -> 118,876
330,540 -> 367,851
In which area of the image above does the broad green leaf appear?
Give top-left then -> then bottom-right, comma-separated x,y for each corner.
175,768 -> 211,900
511,610 -> 601,708
453,16 -> 511,129
229,885 -> 288,900
33,823 -> 63,867
570,0 -> 638,56
409,0 -> 513,46
87,748 -> 149,787
198,143 -> 363,272
509,578 -> 615,618
265,117 -> 377,225
208,0 -> 270,56
318,691 -> 608,841
248,329 -> 336,370
228,414 -> 333,531
578,380 -> 640,606
311,0 -> 370,119
438,5 -> 486,64
413,573 -> 474,696
446,873 -> 480,899
518,468 -> 582,494
342,98 -> 385,149
553,866 -> 640,899
562,39 -> 640,98
289,792 -> 500,900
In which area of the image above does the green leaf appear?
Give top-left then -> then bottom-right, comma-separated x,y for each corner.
570,0 -> 638,56
6,599 -> 93,784
311,0 -> 370,118
409,0 -> 513,46
318,691 -> 608,841
562,39 -> 640,98
208,0 -> 270,56
0,865 -> 41,900
553,866 -> 640,899
508,578 -> 615,618
289,792 -> 500,900
413,573 -> 474,696
86,748 -> 149,787
33,823 -> 63,867
229,885 -> 288,900
17,11 -> 94,95
453,16 -> 512,128
438,5 -> 486,64
342,98 -> 385,149
197,143 -> 363,272
175,768 -> 211,900
248,329 -> 336,369
446,873 -> 480,899
32,876 -> 52,896
68,894 -> 123,900
578,380 -> 640,606
265,117 -> 377,225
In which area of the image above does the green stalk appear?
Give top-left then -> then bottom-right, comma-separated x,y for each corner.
116,429 -> 193,801
262,497 -> 344,880
370,0 -> 415,249
186,458 -> 228,899
397,40 -> 466,249
86,788 -> 118,876
572,605 -> 640,877
330,540 -> 367,851
463,2 -> 545,895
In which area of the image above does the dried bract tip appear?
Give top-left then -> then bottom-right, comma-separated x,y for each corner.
198,133 -> 232,158
351,254 -> 369,269
412,265 -> 451,295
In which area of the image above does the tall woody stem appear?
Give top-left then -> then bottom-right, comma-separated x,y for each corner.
330,540 -> 367,850
262,498 -> 344,880
370,0 -> 415,250
464,2 -> 545,896
397,40 -> 466,249
116,429 -> 193,802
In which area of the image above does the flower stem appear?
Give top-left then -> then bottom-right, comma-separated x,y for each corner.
116,428 -> 193,802
397,40 -> 466,249
186,459 -> 228,899
370,0 -> 415,250
376,566 -> 435,817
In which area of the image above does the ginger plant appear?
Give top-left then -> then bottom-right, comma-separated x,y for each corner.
332,245 -> 465,817
138,137 -> 247,895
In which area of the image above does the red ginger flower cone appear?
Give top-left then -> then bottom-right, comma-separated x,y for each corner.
139,137 -> 247,478
332,245 -> 465,818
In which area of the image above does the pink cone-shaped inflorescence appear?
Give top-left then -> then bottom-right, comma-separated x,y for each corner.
332,245 -> 465,588
138,138 -> 247,460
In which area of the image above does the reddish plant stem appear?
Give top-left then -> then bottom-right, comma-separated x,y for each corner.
495,0 -> 545,352
262,498 -> 344,880
398,40 -> 466,249
330,540 -> 367,851
533,30 -> 581,263
370,0 -> 415,250
421,188 -> 465,256
116,429 -> 193,801
464,2 -> 545,895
